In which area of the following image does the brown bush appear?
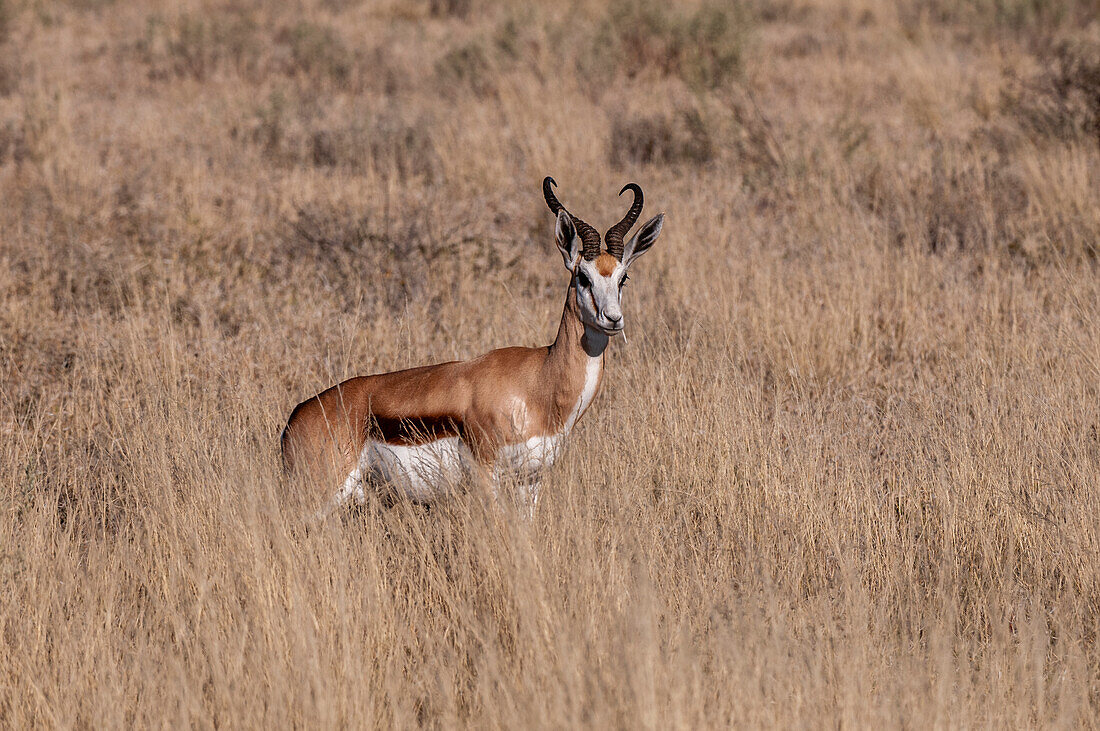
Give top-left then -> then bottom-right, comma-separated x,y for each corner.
1011,37 -> 1100,146
901,0 -> 1098,35
429,0 -> 473,19
152,10 -> 264,81
434,41 -> 496,97
243,93 -> 439,178
280,204 -> 438,315
279,21 -> 353,83
609,108 -> 714,167
595,0 -> 750,89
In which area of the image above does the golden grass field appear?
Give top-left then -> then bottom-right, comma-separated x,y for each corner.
2,0 -> 1100,726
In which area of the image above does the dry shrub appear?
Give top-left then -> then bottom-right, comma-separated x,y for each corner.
138,13 -> 354,85
62,0 -> 117,9
140,11 -> 263,81
429,0 -> 472,19
281,203 -> 433,315
3,90 -> 63,166
46,242 -> 134,316
362,114 -> 440,179
435,41 -> 496,97
0,0 -> 11,45
278,21 -> 353,83
3,215 -> 151,319
903,0 -> 1098,35
279,199 -> 490,315
855,145 -> 1024,253
434,19 -> 529,99
1010,37 -> 1100,146
853,136 -> 1099,260
245,89 -> 295,160
0,57 -> 18,97
597,0 -> 750,89
0,118 -> 26,163
921,154 -> 1028,254
778,30 -> 825,59
608,92 -> 781,180
243,93 -> 439,178
364,114 -> 441,179
609,107 -> 714,167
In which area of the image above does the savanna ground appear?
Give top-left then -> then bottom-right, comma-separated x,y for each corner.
2,0 -> 1100,726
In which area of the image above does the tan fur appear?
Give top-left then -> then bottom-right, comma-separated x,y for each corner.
281,287 -> 601,502
594,252 -> 618,276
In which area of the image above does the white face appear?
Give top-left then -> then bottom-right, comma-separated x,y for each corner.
554,209 -> 665,337
572,258 -> 627,335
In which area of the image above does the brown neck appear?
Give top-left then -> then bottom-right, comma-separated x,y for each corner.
540,282 -> 608,429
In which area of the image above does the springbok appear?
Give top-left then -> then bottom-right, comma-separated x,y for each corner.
281,177 -> 664,514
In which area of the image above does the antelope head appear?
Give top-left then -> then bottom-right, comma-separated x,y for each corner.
543,177 -> 665,335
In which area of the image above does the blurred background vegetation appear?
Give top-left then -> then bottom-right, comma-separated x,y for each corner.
1,0 -> 1099,726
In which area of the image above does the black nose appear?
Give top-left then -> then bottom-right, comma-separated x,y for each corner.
607,313 -> 622,323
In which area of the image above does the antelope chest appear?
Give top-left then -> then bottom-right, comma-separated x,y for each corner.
564,354 -> 603,432
495,434 -> 563,477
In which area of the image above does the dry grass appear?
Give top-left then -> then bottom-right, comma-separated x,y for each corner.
2,0 -> 1100,726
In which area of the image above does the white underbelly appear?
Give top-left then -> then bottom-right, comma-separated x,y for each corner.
495,435 -> 562,479
361,437 -> 473,501
346,433 -> 563,502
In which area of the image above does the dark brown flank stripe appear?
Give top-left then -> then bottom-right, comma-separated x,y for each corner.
367,414 -> 464,446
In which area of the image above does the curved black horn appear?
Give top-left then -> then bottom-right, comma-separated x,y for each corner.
604,183 -> 643,260
543,176 -> 602,260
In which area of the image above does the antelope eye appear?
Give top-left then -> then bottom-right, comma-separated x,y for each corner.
618,274 -> 629,289
576,271 -> 591,289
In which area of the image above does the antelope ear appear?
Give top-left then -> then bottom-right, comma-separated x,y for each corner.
555,210 -> 581,271
622,213 -> 663,266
